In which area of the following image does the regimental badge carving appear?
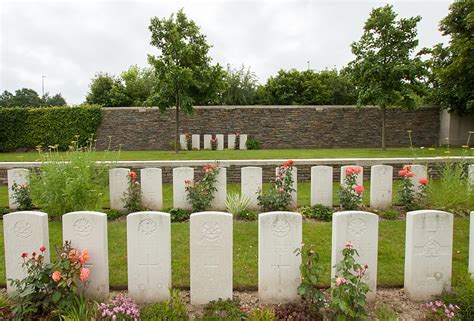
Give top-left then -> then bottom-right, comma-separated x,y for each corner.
272,217 -> 290,238
73,218 -> 92,237
201,221 -> 221,241
14,220 -> 32,239
138,219 -> 157,236
422,239 -> 441,257
348,218 -> 367,238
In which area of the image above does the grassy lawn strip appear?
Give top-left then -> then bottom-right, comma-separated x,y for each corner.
0,147 -> 470,162
0,218 -> 470,289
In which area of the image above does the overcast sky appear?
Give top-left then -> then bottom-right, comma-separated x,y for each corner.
1,0 -> 452,104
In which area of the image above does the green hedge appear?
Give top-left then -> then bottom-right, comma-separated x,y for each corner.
0,105 -> 102,151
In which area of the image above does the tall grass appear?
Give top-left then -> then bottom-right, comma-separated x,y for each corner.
31,137 -> 113,218
427,161 -> 474,216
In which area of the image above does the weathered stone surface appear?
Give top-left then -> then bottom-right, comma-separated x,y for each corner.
127,211 -> 171,303
259,211 -> 302,303
228,134 -> 236,150
109,168 -> 130,211
216,134 -> 224,150
370,165 -> 393,210
7,168 -> 29,210
276,167 -> 297,209
179,135 -> 187,150
404,210 -> 453,301
340,165 -> 363,187
63,211 -> 109,300
203,134 -> 212,150
173,167 -> 194,210
190,212 -> 232,304
3,211 -> 50,293
210,168 -> 227,211
469,212 -> 473,278
409,164 -> 428,194
239,134 -> 248,150
241,167 -> 262,210
331,211 -> 379,301
311,166 -> 333,207
192,135 -> 200,150
141,168 -> 163,210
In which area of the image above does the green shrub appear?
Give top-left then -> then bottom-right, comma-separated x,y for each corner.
441,275 -> 474,320
339,167 -> 364,210
199,298 -> 247,320
105,209 -> 126,221
295,245 -> 325,312
236,209 -> 258,221
246,137 -> 260,150
427,162 -> 474,215
57,295 -> 97,321
225,193 -> 250,215
185,165 -> 220,212
30,138 -> 111,218
258,160 -> 295,211
140,289 -> 188,320
0,207 -> 10,218
374,304 -> 398,321
11,182 -> 33,210
299,204 -> 333,221
164,208 -> 191,222
380,209 -> 399,220
0,105 -> 102,151
122,171 -> 143,213
250,308 -> 277,321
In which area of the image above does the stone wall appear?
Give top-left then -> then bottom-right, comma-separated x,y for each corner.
95,106 -> 440,151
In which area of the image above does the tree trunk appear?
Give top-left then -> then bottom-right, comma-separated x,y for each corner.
381,106 -> 386,151
175,95 -> 180,154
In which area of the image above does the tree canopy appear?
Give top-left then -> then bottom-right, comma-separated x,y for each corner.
425,0 -> 474,114
347,4 -> 426,149
0,88 -> 66,107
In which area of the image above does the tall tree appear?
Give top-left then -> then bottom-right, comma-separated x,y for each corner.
348,5 -> 426,149
121,65 -> 155,106
85,72 -> 131,107
425,0 -> 474,114
0,88 -> 67,107
221,64 -> 258,105
147,9 -> 225,153
42,93 -> 67,106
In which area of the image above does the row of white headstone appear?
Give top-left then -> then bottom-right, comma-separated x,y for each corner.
8,164 -> 474,211
179,134 -> 248,150
3,210 -> 473,304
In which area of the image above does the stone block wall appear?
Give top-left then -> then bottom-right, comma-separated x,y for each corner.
95,106 -> 440,151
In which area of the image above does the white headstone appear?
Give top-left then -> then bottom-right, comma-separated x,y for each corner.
109,168 -> 130,211
409,164 -> 428,194
179,134 -> 187,150
7,168 -> 30,210
228,134 -> 236,150
63,211 -> 109,300
173,167 -> 194,210
241,167 -> 262,210
190,212 -> 233,304
127,211 -> 171,303
404,210 -> 453,301
192,134 -> 200,150
239,134 -> 248,150
340,165 -> 363,187
369,165 -> 393,210
141,168 -> 163,210
259,211 -> 302,303
311,166 -> 333,207
331,211 -> 379,301
203,134 -> 212,150
276,166 -> 297,209
211,168 -> 227,211
3,211 -> 50,294
468,165 -> 474,188
216,134 -> 224,150
470,211 -> 474,278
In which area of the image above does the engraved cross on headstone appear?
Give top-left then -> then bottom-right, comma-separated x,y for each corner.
138,254 -> 160,284
272,247 -> 290,291
204,256 -> 219,283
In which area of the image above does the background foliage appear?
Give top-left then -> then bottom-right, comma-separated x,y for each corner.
0,105 -> 102,151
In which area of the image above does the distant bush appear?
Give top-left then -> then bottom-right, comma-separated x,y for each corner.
299,204 -> 333,221
380,209 -> 399,220
164,208 -> 191,222
246,137 -> 260,150
0,105 -> 102,151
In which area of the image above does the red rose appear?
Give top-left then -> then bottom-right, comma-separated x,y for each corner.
354,185 -> 364,194
353,167 -> 361,175
21,252 -> 28,258
419,177 -> 429,185
406,172 -> 414,177
40,246 -> 47,252
128,171 -> 137,181
399,170 -> 407,177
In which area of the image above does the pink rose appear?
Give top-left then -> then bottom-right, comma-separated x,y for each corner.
80,268 -> 90,281
345,241 -> 353,249
52,271 -> 61,282
406,172 -> 414,177
354,185 -> 364,194
353,167 -> 361,175
419,177 -> 429,185
335,277 -> 346,286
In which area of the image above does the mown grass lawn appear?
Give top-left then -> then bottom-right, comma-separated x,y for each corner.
0,147 -> 471,162
0,218 -> 470,289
